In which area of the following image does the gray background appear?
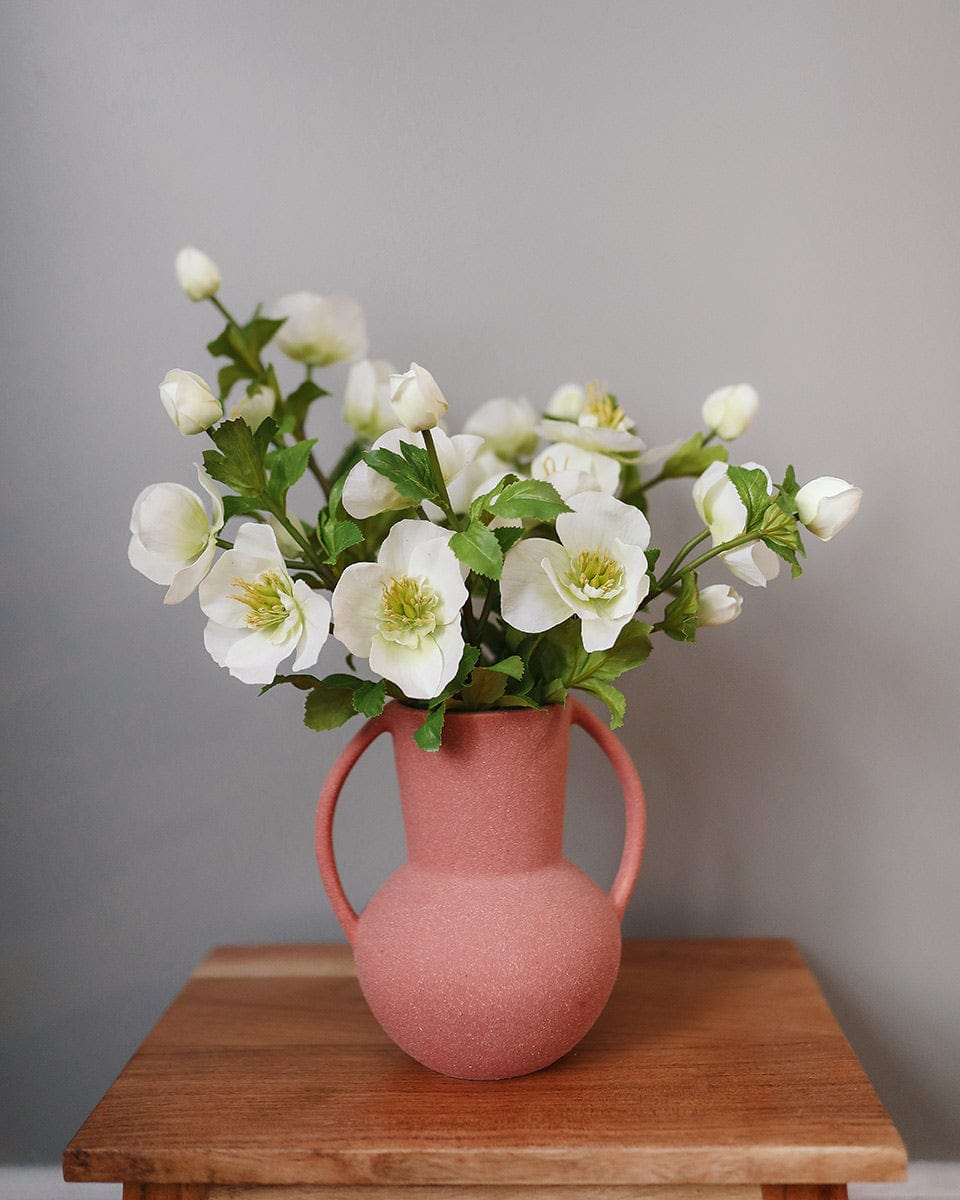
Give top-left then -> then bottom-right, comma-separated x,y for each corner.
1,0 -> 958,1166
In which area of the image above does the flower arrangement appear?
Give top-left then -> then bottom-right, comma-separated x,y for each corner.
129,247 -> 862,749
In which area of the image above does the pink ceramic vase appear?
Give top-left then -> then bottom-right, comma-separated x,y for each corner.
315,697 -> 646,1079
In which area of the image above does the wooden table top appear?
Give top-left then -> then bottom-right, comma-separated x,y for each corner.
63,939 -> 906,1189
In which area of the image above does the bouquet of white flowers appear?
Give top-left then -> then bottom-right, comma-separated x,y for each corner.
129,247 -> 862,749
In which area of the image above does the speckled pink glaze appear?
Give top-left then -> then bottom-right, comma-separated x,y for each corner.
315,698 -> 646,1079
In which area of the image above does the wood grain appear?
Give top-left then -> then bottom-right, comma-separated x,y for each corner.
63,940 -> 906,1189
210,1187 -> 764,1200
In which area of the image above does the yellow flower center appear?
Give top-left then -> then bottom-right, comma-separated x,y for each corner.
231,571 -> 292,631
584,381 -> 631,430
378,574 -> 440,646
571,548 -> 623,596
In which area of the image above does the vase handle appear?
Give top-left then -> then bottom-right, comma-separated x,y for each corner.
315,712 -> 390,945
568,696 -> 647,923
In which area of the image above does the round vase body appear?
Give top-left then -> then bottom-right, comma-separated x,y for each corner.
316,700 -> 645,1080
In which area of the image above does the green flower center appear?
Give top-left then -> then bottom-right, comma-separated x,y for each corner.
585,381 -> 630,430
232,571 -> 292,631
379,574 -> 440,646
570,548 -> 623,597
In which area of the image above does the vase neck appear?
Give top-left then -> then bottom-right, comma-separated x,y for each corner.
388,704 -> 571,874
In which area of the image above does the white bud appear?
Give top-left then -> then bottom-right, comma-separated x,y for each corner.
696,584 -> 743,626
270,292 -> 368,367
226,385 -> 275,431
342,359 -> 399,441
702,384 -> 759,440
174,246 -> 221,301
389,363 -> 448,431
795,476 -> 863,541
464,396 -> 539,460
546,382 -> 587,420
159,369 -> 221,436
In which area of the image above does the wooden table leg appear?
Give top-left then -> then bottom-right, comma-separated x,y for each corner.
762,1187 -> 848,1200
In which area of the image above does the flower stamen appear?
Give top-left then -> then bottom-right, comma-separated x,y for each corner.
231,571 -> 291,630
584,381 -> 632,431
378,574 -> 441,646
570,548 -> 624,598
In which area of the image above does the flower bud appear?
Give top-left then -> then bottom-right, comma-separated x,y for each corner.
546,382 -> 587,420
702,384 -> 759,440
159,369 -> 221,436
270,291 -> 368,366
389,363 -> 448,431
226,385 -> 275,431
464,395 -> 539,460
342,359 -> 399,441
795,476 -> 863,541
696,584 -> 743,626
174,246 -> 221,301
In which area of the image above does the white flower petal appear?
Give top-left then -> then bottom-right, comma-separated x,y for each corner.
331,563 -> 384,657
370,632 -> 445,699
127,532 -> 177,585
430,618 -> 466,694
722,541 -> 781,588
378,519 -> 451,575
579,614 -> 631,652
203,621 -> 246,669
291,582 -> 332,670
556,492 -> 650,558
500,538 -> 573,633
223,627 -> 294,686
407,537 -> 469,617
163,537 -> 216,605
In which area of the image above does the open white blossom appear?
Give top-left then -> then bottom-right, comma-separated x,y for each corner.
270,292 -> 368,366
796,476 -> 863,541
696,584 -> 743,627
199,524 -> 330,686
531,441 -> 620,500
226,385 -> 275,431
500,492 -> 651,652
342,359 -> 399,442
341,427 -> 484,519
539,382 -> 645,460
464,395 -> 538,460
174,246 -> 221,301
546,382 -> 588,420
693,460 -> 780,588
702,384 -> 759,441
389,363 -> 448,431
332,521 -> 467,699
159,369 -> 221,436
128,465 -> 224,605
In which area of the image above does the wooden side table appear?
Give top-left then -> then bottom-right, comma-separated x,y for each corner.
63,939 -> 906,1200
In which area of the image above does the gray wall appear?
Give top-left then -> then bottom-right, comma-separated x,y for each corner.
2,0 -> 958,1165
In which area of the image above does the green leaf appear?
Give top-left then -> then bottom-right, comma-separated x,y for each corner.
242,316 -> 285,355
204,417 -> 272,496
222,494 -> 266,522
362,445 -> 435,502
498,693 -> 543,709
459,667 -> 509,709
414,704 -> 445,752
285,379 -> 324,426
578,680 -> 627,729
727,465 -> 774,530
304,687 -> 358,731
489,479 -> 571,522
662,573 -> 699,644
436,644 -> 482,702
449,520 -> 505,580
206,323 -> 236,360
266,438 -> 318,503
588,620 -> 654,680
353,678 -> 387,718
217,362 -> 253,401
487,655 -> 524,680
660,433 -> 729,480
259,673 -> 323,695
494,525 -> 526,554
468,474 -> 516,522
319,517 -> 363,565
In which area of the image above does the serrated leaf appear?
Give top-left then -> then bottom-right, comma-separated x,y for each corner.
487,655 -> 524,679
541,677 -> 568,705
353,678 -> 387,718
222,494 -> 266,522
449,520 -> 504,580
436,644 -> 482,702
662,573 -> 699,644
498,693 -> 543,709
363,446 -> 436,502
259,673 -> 323,695
494,525 -> 526,554
578,680 -> 627,729
414,705 -> 445,751
266,438 -> 318,503
589,620 -> 654,679
489,479 -> 570,521
727,465 -> 773,530
204,417 -> 272,496
459,667 -> 509,709
660,433 -> 729,480
319,517 -> 363,565
469,474 -> 517,521
304,687 -> 357,731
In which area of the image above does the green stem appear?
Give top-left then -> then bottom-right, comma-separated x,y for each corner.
293,417 -> 331,498
659,528 -> 710,587
422,427 -> 462,529
261,498 -> 337,589
652,529 -> 761,598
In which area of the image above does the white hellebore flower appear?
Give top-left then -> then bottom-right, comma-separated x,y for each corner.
389,362 -> 448,431
226,385 -> 276,430
332,520 -> 467,700
160,368 -> 222,436
539,381 -> 646,461
342,359 -> 399,442
199,524 -> 330,686
500,492 -> 651,652
174,246 -> 221,301
531,441 -> 620,500
692,460 -> 780,588
702,384 -> 759,441
464,395 -> 539,460
546,382 -> 588,420
341,427 -> 484,519
270,291 -> 368,366
128,465 -> 224,605
795,476 -> 863,541
696,584 -> 743,627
